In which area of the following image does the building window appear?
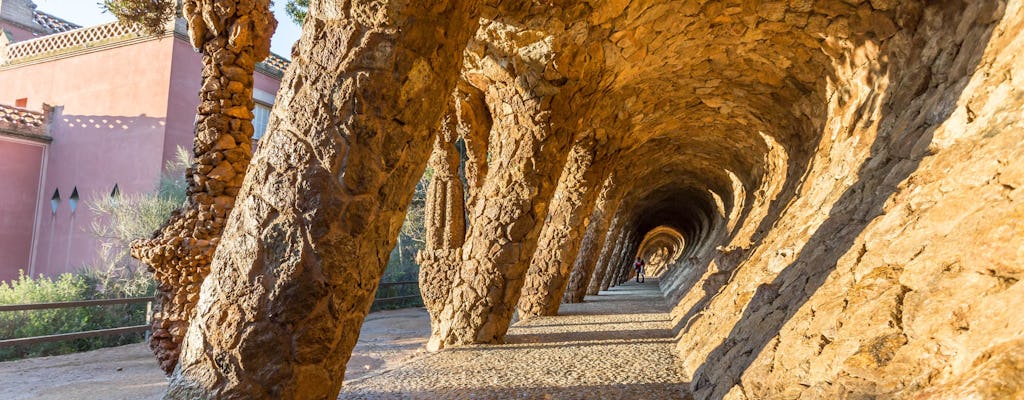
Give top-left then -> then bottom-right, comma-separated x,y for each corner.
252,103 -> 271,140
50,188 -> 60,215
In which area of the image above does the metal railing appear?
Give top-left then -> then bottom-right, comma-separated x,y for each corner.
373,281 -> 422,305
0,281 -> 423,348
0,297 -> 152,348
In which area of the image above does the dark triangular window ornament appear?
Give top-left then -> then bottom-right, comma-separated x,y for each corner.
50,188 -> 60,215
69,187 -> 79,214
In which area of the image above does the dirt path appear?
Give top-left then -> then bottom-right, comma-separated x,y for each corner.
0,307 -> 431,400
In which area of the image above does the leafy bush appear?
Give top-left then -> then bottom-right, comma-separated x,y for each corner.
0,148 -> 190,361
0,271 -> 149,361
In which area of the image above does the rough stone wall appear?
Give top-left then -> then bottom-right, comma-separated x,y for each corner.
517,136 -> 606,318
162,0 -> 480,397
143,0 -> 1024,398
129,0 -> 275,375
664,2 -> 1024,399
417,113 -> 467,349
563,174 -> 618,303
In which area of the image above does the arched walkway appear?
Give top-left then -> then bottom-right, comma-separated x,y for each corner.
339,279 -> 688,399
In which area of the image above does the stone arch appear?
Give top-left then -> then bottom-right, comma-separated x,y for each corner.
155,1 -> 1021,398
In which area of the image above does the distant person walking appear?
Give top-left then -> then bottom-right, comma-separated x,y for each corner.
634,258 -> 645,283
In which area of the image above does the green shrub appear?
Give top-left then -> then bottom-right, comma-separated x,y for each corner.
0,271 -> 150,361
0,148 -> 189,361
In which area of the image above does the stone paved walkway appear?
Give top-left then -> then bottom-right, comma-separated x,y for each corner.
339,279 -> 689,399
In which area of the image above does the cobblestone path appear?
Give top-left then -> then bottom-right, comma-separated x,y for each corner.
339,279 -> 689,399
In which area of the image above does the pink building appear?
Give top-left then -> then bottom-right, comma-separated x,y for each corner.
0,0 -> 286,282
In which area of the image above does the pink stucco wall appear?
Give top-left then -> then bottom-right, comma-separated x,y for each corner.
0,37 -> 175,277
254,68 -> 281,100
0,33 -> 284,281
162,39 -> 201,164
0,138 -> 44,282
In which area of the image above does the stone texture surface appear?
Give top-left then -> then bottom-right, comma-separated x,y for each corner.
339,280 -> 687,399
161,0 -> 480,397
659,2 -> 1024,399
517,136 -> 605,319
129,0 -> 276,375
418,114 -> 467,351
433,18 -> 580,347
144,0 -> 1024,398
563,174 -> 619,303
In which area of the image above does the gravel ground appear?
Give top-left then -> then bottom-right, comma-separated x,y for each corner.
0,282 -> 687,399
0,307 -> 432,400
339,279 -> 690,399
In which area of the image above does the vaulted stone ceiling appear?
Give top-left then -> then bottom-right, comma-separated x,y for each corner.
144,0 -> 1023,398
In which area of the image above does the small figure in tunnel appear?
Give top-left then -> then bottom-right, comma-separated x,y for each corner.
634,258 -> 646,283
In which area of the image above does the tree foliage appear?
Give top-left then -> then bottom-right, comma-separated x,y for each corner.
285,0 -> 308,25
0,271 -> 150,361
102,0 -> 177,35
0,147 -> 192,361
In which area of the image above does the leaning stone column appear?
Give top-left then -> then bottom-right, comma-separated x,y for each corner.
563,174 -> 618,303
433,59 -> 571,348
588,209 -> 625,294
517,137 -> 605,319
129,0 -> 276,375
614,234 -> 640,285
163,1 -> 479,397
453,81 -> 491,209
598,225 -> 628,291
417,114 -> 467,349
606,230 -> 637,288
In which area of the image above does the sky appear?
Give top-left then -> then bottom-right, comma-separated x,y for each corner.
33,0 -> 303,57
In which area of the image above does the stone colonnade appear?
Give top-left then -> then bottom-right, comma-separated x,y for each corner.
147,1 -> 1024,399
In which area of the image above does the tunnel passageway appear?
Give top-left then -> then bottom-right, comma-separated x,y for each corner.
339,279 -> 688,399
147,1 -> 1023,398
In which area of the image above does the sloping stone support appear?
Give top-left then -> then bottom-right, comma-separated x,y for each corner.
563,174 -> 618,303
611,231 -> 640,287
603,230 -> 633,289
163,1 -> 479,397
588,210 -> 625,295
432,56 -> 571,348
453,81 -> 491,209
417,114 -> 467,348
600,232 -> 626,290
596,222 -> 627,292
517,136 -> 606,318
129,0 -> 276,375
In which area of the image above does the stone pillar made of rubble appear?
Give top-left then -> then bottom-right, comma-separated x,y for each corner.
431,66 -> 572,349
163,1 -> 479,397
517,136 -> 607,318
620,235 -> 641,284
417,113 -> 467,347
563,174 -> 619,303
608,230 -> 638,287
129,0 -> 276,375
588,209 -> 625,295
599,224 -> 629,291
453,81 -> 491,209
